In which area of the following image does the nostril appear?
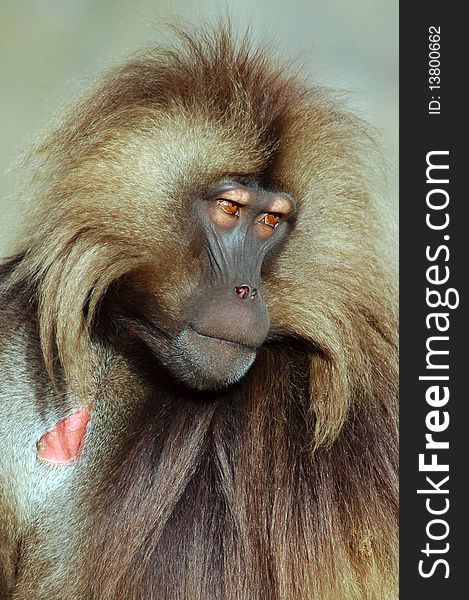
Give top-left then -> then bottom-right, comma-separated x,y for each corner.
235,285 -> 251,299
234,285 -> 258,300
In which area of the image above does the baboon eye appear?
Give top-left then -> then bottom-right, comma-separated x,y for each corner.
218,200 -> 240,217
259,213 -> 281,228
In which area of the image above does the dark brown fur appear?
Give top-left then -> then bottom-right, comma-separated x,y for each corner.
0,26 -> 397,599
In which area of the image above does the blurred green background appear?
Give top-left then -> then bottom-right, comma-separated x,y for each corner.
0,0 -> 398,255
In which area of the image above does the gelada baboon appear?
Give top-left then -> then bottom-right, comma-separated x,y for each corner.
0,25 -> 398,600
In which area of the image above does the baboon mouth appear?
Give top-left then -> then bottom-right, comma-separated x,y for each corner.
167,326 -> 257,390
187,325 -> 258,351
126,318 -> 257,389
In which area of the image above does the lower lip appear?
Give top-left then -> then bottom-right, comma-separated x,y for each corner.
187,325 -> 256,351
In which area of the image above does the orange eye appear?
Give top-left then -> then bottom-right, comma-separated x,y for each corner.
218,200 -> 240,217
259,213 -> 281,228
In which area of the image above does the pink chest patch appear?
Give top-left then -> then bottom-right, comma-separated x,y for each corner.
36,405 -> 92,465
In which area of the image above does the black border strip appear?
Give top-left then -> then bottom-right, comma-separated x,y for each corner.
400,3 -> 467,596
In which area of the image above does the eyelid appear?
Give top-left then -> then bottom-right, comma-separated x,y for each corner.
265,196 -> 294,216
214,188 -> 250,206
217,199 -> 241,205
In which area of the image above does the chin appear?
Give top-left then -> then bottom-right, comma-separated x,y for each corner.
162,327 -> 257,391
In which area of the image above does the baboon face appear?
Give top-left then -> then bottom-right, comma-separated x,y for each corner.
117,177 -> 296,390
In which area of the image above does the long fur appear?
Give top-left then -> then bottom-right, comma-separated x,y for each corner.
2,25 -> 398,599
